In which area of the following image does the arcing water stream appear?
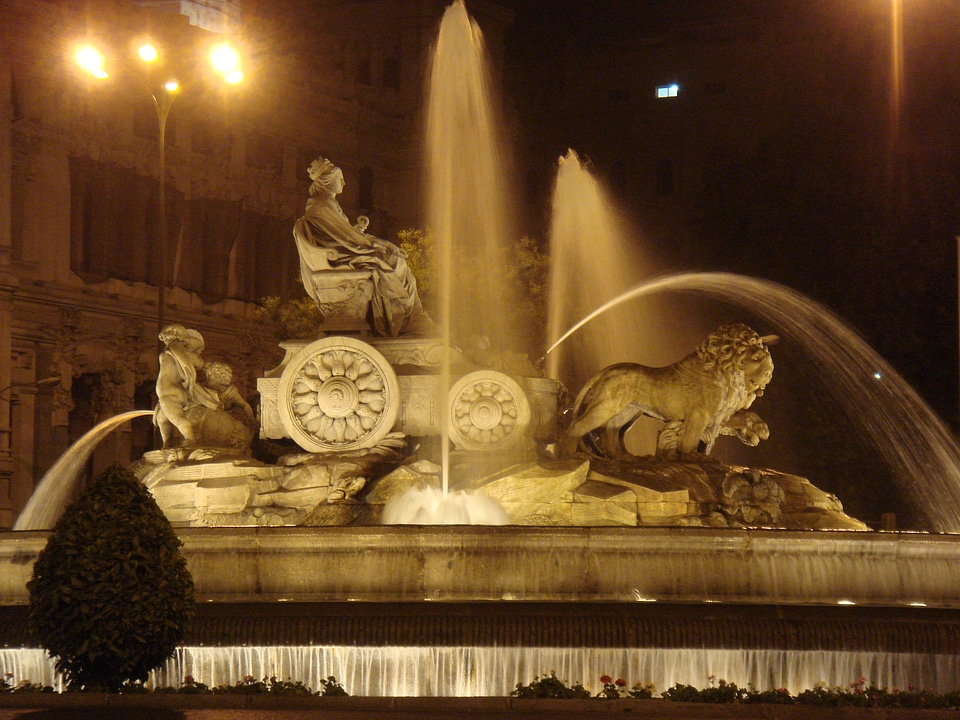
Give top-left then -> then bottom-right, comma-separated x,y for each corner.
12,410 -> 153,531
546,271 -> 960,533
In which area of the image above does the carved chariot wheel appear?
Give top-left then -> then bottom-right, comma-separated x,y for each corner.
277,337 -> 400,452
447,370 -> 531,451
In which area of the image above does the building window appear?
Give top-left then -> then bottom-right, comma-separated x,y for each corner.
245,133 -> 283,173
192,120 -> 233,162
133,104 -> 176,144
611,160 -> 627,195
382,54 -> 400,91
358,166 -> 375,211
656,84 -> 679,98
656,158 -> 674,196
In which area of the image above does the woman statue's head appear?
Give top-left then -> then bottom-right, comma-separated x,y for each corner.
308,157 -> 344,194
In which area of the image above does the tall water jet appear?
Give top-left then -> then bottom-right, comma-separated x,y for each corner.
424,1 -> 520,499
546,152 -> 691,377
547,271 -> 960,532
425,0 -> 519,352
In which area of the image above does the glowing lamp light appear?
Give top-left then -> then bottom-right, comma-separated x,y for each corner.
75,45 -> 109,79
163,80 -> 180,93
223,70 -> 244,85
210,42 -> 240,75
138,43 -> 158,63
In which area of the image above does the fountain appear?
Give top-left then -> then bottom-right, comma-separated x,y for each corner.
3,0 -> 960,699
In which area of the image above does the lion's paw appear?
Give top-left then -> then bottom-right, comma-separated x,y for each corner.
722,410 -> 769,447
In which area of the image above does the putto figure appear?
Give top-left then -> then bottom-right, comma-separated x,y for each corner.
154,325 -> 255,451
293,157 -> 433,337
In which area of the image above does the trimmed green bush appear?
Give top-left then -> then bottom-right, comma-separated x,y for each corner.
27,464 -> 194,691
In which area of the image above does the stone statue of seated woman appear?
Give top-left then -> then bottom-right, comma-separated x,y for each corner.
293,157 -> 435,337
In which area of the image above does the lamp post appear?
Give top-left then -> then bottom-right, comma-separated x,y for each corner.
74,39 -> 243,341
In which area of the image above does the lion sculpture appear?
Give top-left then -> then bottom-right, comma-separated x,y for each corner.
561,323 -> 777,460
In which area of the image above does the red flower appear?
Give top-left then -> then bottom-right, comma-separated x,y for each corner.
600,675 -> 613,684
615,678 -> 627,687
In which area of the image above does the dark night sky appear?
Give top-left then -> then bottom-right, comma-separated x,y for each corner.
488,0 -> 960,526
497,0 -> 960,425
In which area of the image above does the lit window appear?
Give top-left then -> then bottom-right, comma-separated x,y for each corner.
656,84 -> 679,98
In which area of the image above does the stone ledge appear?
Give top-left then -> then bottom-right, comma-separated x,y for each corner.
6,527 -> 960,607
0,694 -> 959,719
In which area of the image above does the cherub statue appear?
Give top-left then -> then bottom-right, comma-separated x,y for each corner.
154,326 -> 255,451
155,324 -> 209,447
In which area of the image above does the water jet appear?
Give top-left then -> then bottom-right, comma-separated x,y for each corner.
3,0 -> 960,699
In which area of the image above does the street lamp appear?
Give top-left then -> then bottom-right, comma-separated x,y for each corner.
73,37 -> 244,341
0,377 -> 61,400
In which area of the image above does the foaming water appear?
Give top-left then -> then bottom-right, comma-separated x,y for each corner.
4,645 -> 958,695
382,487 -> 508,525
546,151 -> 686,384
13,410 -> 153,531
547,271 -> 960,532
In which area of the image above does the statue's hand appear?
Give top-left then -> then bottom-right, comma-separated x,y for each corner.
373,238 -> 404,257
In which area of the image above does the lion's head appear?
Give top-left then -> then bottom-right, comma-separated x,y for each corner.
697,323 -> 775,408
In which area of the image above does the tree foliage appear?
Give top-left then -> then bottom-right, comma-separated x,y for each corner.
27,464 -> 195,691
399,228 -> 549,354
255,294 -> 326,340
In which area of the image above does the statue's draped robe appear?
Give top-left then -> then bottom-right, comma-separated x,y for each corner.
294,192 -> 426,336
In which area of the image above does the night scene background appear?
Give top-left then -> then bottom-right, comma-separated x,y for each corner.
2,0 -> 959,529
498,0 -> 960,526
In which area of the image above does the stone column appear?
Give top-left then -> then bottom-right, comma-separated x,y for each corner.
0,45 -> 20,528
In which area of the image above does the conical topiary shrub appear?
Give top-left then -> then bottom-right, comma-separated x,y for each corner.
27,464 -> 194,691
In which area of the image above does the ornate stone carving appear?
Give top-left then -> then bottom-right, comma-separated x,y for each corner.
155,325 -> 256,451
58,306 -> 81,330
293,157 -> 433,337
448,370 -> 531,451
277,336 -> 400,452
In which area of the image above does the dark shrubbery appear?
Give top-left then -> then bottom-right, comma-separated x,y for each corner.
513,674 -> 960,709
27,464 -> 194,691
511,672 -> 591,699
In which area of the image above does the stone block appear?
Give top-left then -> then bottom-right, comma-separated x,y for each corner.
475,460 -> 588,503
499,501 -> 573,525
571,501 -> 637,527
150,482 -> 199,509
195,477 -> 254,514
366,464 -> 440,504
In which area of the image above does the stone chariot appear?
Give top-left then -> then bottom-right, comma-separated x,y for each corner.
257,265 -> 560,454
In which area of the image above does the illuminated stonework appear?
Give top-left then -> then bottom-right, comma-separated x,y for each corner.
448,370 -> 531,451
278,337 -> 400,452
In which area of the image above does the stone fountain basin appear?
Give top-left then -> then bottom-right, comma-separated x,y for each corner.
1,526 -> 958,608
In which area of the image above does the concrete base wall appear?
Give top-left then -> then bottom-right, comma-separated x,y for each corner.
3,526 -> 960,606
